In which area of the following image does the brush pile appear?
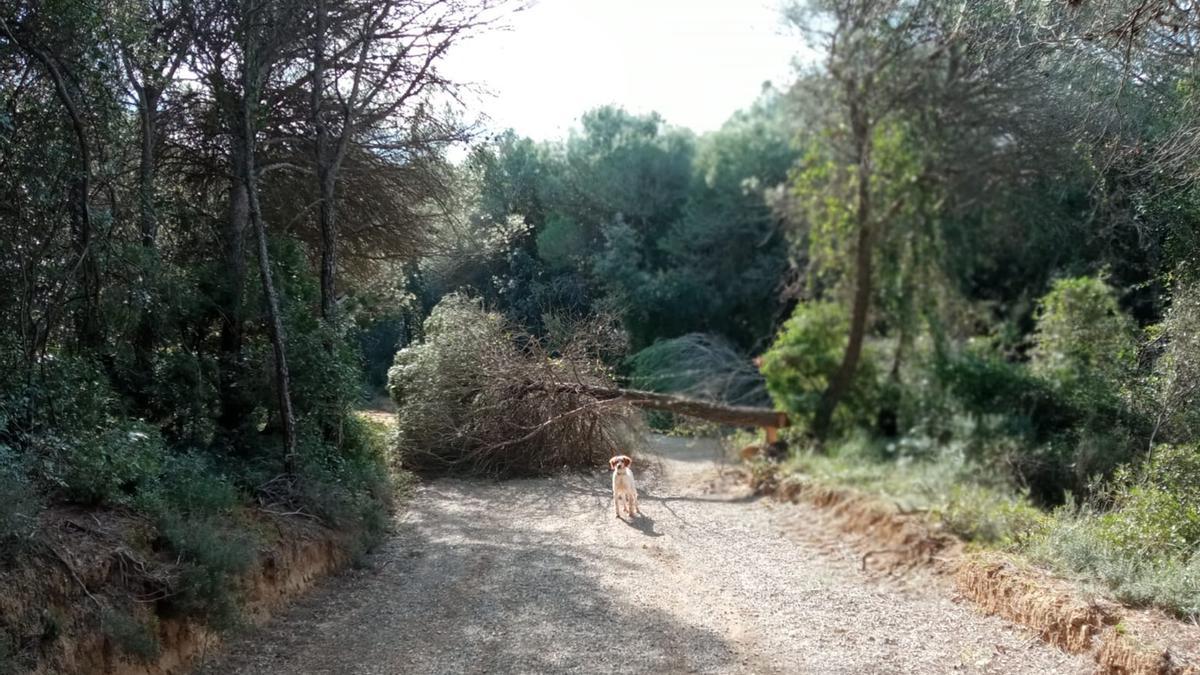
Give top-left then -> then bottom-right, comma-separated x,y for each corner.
387,295 -> 643,476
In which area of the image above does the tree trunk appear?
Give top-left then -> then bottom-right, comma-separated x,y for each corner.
814,102 -> 873,441
217,138 -> 250,438
312,0 -> 339,324
138,89 -> 160,248
242,64 -> 298,471
318,172 -> 337,322
27,41 -> 99,349
535,382 -> 789,429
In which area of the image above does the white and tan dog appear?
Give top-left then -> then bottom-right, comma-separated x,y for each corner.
609,454 -> 639,519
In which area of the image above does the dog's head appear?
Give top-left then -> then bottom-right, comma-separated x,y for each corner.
609,454 -> 632,474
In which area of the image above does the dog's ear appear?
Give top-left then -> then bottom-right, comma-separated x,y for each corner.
608,457 -> 618,470
623,456 -> 632,468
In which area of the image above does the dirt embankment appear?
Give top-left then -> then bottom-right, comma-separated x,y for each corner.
0,508 -> 351,675
748,467 -> 1200,675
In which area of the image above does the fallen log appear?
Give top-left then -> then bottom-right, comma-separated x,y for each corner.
532,381 -> 789,429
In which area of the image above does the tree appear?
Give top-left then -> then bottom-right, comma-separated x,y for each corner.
784,0 -> 1071,439
306,0 -> 495,323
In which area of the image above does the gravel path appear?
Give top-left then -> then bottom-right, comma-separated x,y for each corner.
199,436 -> 1091,674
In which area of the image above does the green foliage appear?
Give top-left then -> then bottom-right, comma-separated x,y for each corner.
0,445 -> 40,549
295,415 -> 397,555
760,301 -> 879,433
1031,276 -> 1137,391
52,422 -> 165,506
158,512 -> 257,628
100,608 -> 160,661
134,452 -> 255,628
628,333 -> 769,406
1092,445 -> 1200,557
535,215 -> 587,270
428,95 -> 795,351
937,484 -> 1049,547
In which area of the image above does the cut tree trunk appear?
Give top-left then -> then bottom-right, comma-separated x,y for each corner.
534,382 -> 789,429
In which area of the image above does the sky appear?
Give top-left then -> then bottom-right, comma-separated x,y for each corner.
440,0 -> 807,142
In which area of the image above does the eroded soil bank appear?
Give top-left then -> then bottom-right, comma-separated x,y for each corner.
0,509 -> 350,675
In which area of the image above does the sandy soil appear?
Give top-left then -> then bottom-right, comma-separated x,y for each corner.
198,436 -> 1091,674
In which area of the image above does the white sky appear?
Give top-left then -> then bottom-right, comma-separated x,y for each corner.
441,0 -> 807,141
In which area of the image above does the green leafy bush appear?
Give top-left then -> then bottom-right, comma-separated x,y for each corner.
760,301 -> 879,434
294,415 -> 397,555
135,452 -> 255,628
52,422 -> 165,506
1093,445 -> 1200,557
1031,276 -> 1137,391
1027,444 -> 1200,619
938,484 -> 1049,547
0,445 -> 40,549
100,608 -> 160,661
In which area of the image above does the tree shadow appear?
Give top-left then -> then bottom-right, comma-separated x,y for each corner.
202,489 -> 737,675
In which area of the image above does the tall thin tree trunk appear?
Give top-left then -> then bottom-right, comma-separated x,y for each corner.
814,104 -> 873,441
217,137 -> 250,439
318,173 -> 337,322
242,63 -> 298,471
312,0 -> 338,324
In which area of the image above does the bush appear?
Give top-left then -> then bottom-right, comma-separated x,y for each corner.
760,301 -> 879,434
0,445 -> 40,549
627,333 -> 769,407
100,608 -> 160,661
1093,444 -> 1200,557
293,415 -> 398,555
1027,444 -> 1200,619
934,340 -> 1140,503
158,512 -> 257,628
135,452 -> 256,628
388,294 -> 641,476
938,484 -> 1048,547
50,422 -> 165,506
1030,276 -> 1137,391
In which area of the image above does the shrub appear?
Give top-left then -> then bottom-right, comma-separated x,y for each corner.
294,415 -> 397,555
100,608 -> 160,661
159,514 -> 257,629
1030,276 -> 1137,391
51,422 -> 165,506
938,484 -> 1048,547
934,340 -> 1141,503
759,301 -> 879,434
1027,444 -> 1200,620
388,294 -> 641,476
1144,282 -> 1200,442
0,445 -> 39,548
134,452 -> 256,628
1092,444 -> 1200,557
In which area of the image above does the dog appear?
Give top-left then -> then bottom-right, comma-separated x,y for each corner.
609,454 -> 639,519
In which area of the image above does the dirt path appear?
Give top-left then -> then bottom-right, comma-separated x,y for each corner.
199,437 -> 1090,674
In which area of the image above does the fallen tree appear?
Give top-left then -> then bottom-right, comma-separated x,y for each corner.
389,296 -> 788,477
525,382 -> 789,430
